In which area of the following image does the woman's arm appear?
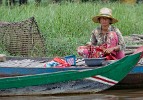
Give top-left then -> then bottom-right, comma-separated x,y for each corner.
103,27 -> 125,54
113,45 -> 120,52
103,45 -> 120,54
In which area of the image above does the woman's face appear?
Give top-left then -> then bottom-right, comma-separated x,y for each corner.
99,17 -> 111,27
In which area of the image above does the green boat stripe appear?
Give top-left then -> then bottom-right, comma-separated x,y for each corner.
0,52 -> 141,89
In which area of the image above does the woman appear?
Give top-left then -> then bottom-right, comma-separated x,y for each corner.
77,7 -> 126,60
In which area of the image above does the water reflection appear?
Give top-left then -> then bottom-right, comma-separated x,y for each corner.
0,89 -> 143,100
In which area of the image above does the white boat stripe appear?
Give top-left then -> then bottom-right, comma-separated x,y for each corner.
86,77 -> 115,86
95,75 -> 118,83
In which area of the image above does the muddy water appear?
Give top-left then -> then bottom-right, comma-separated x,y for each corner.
0,89 -> 143,100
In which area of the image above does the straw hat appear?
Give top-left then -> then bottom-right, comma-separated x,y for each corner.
92,7 -> 118,24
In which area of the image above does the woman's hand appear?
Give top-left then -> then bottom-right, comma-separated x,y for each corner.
103,47 -> 115,54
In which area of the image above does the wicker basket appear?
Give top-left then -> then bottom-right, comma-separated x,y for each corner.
0,17 -> 46,57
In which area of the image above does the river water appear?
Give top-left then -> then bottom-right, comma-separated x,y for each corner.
0,89 -> 143,100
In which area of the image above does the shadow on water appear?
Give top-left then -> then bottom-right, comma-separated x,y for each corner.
0,89 -> 143,100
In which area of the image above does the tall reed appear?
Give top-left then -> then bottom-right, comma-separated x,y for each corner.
0,2 -> 143,57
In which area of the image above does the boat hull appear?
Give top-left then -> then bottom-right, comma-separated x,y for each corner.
114,65 -> 143,89
0,65 -> 143,90
0,72 -> 143,96
0,53 -> 142,96
0,78 -> 111,96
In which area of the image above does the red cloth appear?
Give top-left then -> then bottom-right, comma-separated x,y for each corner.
89,44 -> 117,60
53,57 -> 71,67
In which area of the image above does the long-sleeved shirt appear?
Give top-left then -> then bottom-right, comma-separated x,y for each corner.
90,25 -> 126,51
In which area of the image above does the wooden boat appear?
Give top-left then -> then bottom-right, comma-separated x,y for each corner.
0,52 -> 142,96
112,61 -> 143,89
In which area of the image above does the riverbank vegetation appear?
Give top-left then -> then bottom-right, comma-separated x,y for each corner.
0,1 -> 143,57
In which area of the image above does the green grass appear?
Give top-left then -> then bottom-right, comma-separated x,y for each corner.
0,1 -> 143,57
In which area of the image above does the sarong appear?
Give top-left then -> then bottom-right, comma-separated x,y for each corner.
77,32 -> 125,60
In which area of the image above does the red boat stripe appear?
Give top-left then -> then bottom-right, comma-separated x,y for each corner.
92,76 -> 117,85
